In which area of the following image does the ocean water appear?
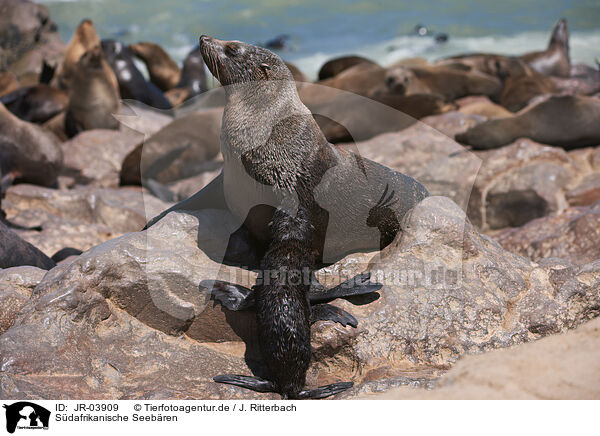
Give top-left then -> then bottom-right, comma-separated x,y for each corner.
38,0 -> 600,79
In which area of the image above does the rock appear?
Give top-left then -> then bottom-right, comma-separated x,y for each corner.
342,121 -> 598,231
119,108 -> 222,185
494,201 -> 600,265
0,266 -> 46,334
115,103 -> 173,138
2,196 -> 598,399
61,129 -> 143,187
566,173 -> 600,207
421,111 -> 484,137
167,166 -> 222,201
0,209 -> 276,399
311,196 -> 600,388
468,139 -> 576,230
371,317 -> 600,399
0,0 -> 65,82
3,184 -> 171,256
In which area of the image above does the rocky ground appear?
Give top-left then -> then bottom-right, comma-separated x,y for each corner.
1,0 -> 599,399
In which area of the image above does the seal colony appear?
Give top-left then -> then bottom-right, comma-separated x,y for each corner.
144,36 -> 430,398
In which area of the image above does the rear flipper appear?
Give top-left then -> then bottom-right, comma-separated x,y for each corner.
311,303 -> 357,328
296,382 -> 353,399
213,375 -> 353,399
308,272 -> 382,304
213,374 -> 275,393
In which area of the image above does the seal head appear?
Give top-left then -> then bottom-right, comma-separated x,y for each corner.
199,35 -> 293,87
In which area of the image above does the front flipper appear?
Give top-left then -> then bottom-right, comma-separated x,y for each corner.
201,280 -> 255,311
310,303 -> 357,328
214,375 -> 275,393
309,272 -> 382,304
296,382 -> 354,399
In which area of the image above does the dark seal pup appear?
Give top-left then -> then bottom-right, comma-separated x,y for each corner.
214,206 -> 355,399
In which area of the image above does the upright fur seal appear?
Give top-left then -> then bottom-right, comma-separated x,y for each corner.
521,18 -> 570,77
129,41 -> 181,91
144,36 -> 429,398
54,19 -> 101,89
101,40 -> 172,110
65,46 -> 120,137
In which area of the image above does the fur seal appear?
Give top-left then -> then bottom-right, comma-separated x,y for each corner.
0,101 -> 62,187
384,64 -> 501,101
101,39 -> 172,110
54,19 -> 101,89
144,36 -> 429,398
129,41 -> 181,91
318,55 -> 377,81
520,18 -> 570,77
0,220 -> 55,269
175,45 -> 208,98
439,55 -> 557,111
455,95 -> 600,149
213,206 -> 357,399
65,46 -> 120,137
0,71 -> 20,97
495,57 -> 558,112
0,84 -> 68,124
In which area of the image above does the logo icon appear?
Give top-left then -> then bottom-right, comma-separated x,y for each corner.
3,402 -> 50,433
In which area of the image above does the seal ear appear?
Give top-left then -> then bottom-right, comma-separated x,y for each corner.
260,63 -> 271,77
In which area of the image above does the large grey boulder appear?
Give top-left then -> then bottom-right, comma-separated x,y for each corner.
1,196 -> 598,399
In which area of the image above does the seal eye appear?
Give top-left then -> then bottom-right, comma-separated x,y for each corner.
225,44 -> 239,56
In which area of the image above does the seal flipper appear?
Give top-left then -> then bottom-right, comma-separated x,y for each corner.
310,303 -> 357,328
213,374 -> 275,393
204,279 -> 361,327
296,382 -> 354,399
214,375 -> 352,399
308,272 -> 382,304
202,279 -> 255,311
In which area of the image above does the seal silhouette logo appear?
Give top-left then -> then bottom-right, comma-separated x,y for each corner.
2,402 -> 50,433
